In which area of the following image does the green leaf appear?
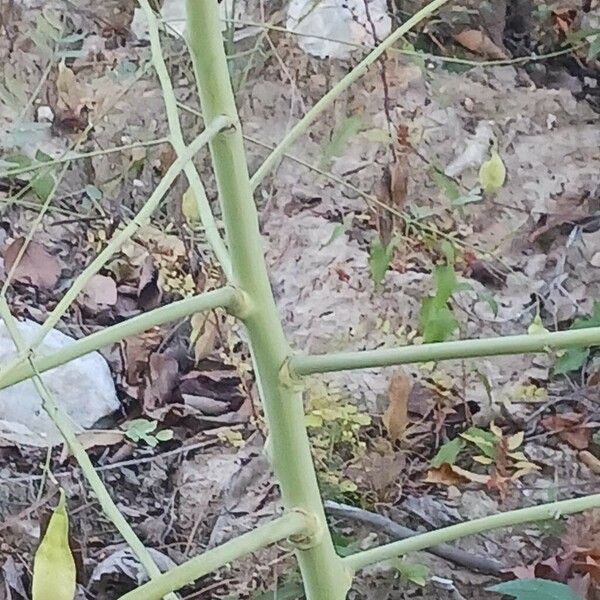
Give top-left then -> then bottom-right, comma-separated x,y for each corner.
323,223 -> 345,247
331,531 -> 359,557
31,172 -> 55,201
572,301 -> 600,329
321,115 -> 362,167
479,149 -> 506,194
181,186 -> 200,224
155,429 -> 174,442
452,188 -> 482,206
421,303 -> 458,343
419,265 -> 460,343
393,559 -> 429,587
554,346 -> 590,375
461,426 -> 498,458
3,153 -> 32,170
125,418 -> 158,444
588,33 -> 600,60
477,288 -> 499,317
369,237 -> 396,285
431,437 -> 465,467
430,169 -> 460,202
433,265 -> 458,303
440,240 -> 455,266
488,578 -> 583,600
84,184 -> 102,201
32,490 -> 76,600
528,313 -> 549,336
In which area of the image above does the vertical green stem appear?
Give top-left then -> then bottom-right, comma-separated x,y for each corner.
138,0 -> 232,278
185,2 -> 352,598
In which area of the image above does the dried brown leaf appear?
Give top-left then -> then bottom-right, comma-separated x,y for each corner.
143,353 -> 179,414
81,274 -> 117,307
424,463 -> 491,487
382,369 -> 412,442
579,450 -> 600,475
137,255 -> 161,310
454,29 -> 508,60
541,413 -> 591,450
3,238 -> 61,290
75,430 -> 124,451
190,312 -> 219,363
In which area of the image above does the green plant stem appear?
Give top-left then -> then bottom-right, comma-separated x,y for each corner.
248,0 -> 449,189
223,17 -> 583,68
186,2 -> 352,598
0,287 -> 237,390
344,493 -> 600,572
118,511 -> 311,600
177,100 -> 512,274
138,0 -> 232,278
289,326 -> 600,376
0,116 -> 231,388
0,138 -> 169,179
0,298 -> 177,600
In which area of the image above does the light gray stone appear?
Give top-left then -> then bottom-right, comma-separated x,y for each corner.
0,319 -> 120,446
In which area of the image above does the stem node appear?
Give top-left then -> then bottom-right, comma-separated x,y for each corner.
288,510 -> 323,550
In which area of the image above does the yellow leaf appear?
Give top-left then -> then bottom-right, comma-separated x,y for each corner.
479,149 -> 506,194
182,186 -> 200,224
32,490 -> 76,600
507,431 -> 524,451
190,312 -> 218,362
528,313 -> 549,335
489,422 -> 503,439
507,451 -> 528,462
473,455 -> 494,465
450,465 -> 491,484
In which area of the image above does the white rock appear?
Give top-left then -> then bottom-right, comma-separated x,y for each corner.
36,105 -> 54,123
131,0 -> 256,40
287,0 -> 391,59
0,319 -> 120,447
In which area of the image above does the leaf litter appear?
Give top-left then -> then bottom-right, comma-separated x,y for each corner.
1,0 -> 600,598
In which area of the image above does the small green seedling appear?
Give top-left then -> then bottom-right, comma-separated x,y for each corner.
124,418 -> 173,448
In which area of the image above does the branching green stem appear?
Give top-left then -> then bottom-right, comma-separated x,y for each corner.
249,0 -> 450,189
118,511 -> 312,600
0,298 -> 177,600
344,493 -> 600,572
0,116 -> 231,388
289,326 -> 600,376
138,0 -> 232,277
186,2 -> 352,597
0,287 -> 238,390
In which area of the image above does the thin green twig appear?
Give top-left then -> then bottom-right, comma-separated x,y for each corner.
0,117 -> 232,388
223,17 -> 584,68
0,287 -> 239,390
345,493 -> 600,571
249,0 -> 450,189
138,0 -> 232,278
119,511 -> 311,600
0,137 -> 169,179
289,325 -> 600,376
0,298 -> 178,600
